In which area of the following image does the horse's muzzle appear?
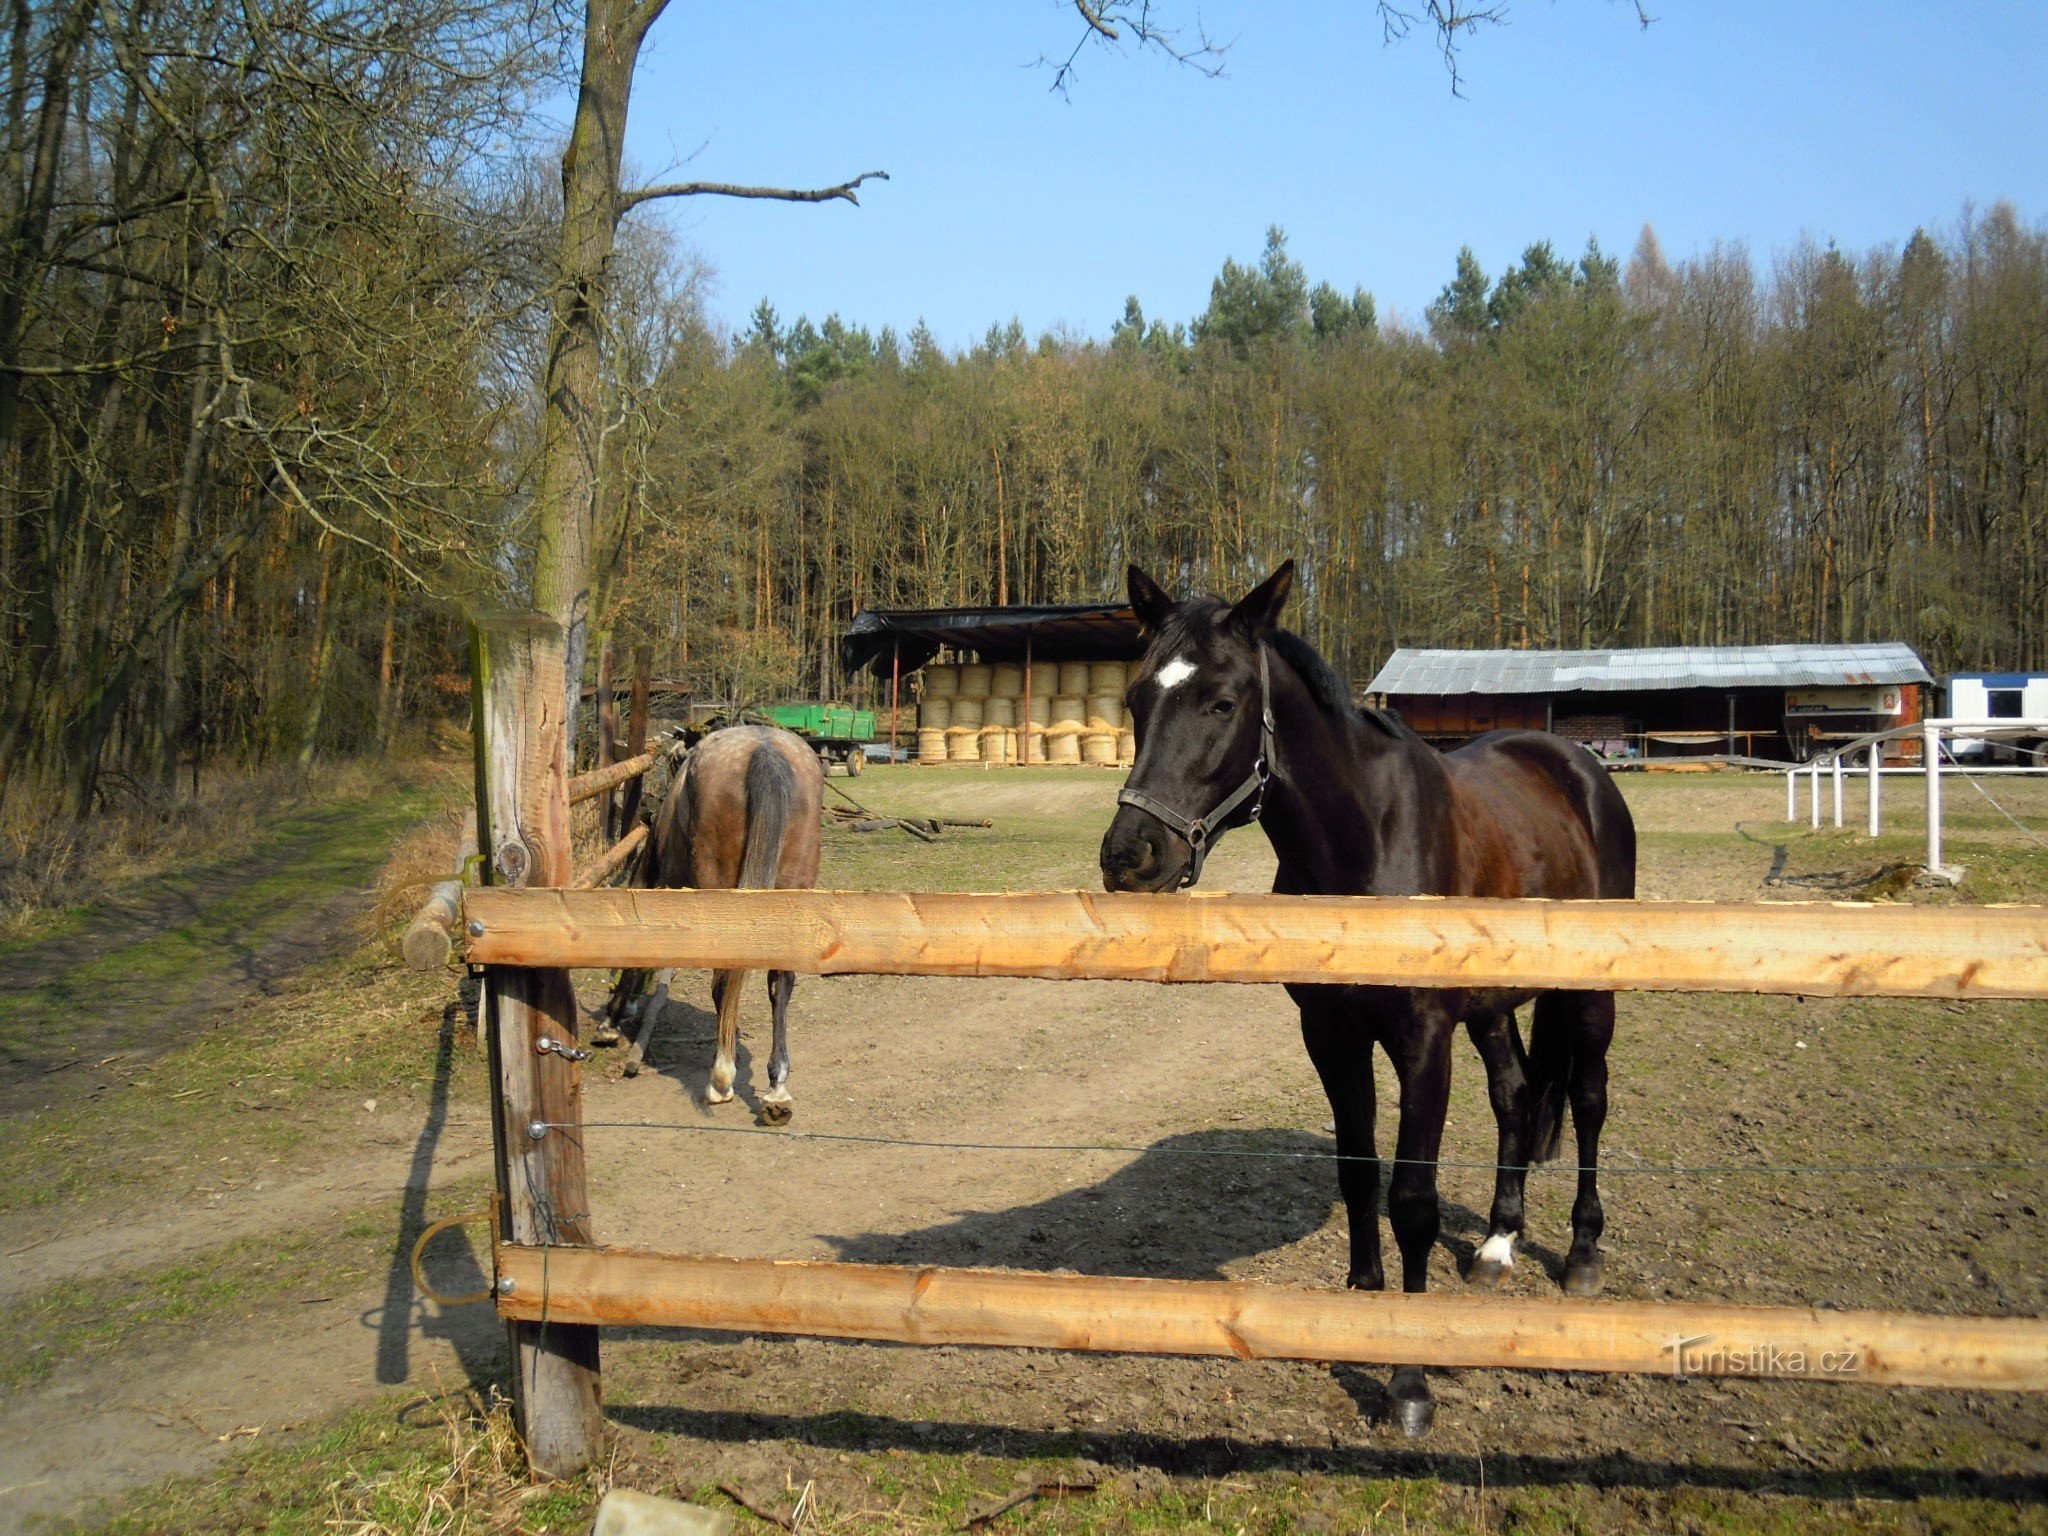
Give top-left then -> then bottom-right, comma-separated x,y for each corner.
1099,808 -> 1191,893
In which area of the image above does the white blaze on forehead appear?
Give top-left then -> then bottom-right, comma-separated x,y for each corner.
1154,656 -> 1198,693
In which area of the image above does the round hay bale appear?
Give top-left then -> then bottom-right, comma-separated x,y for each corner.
916,728 -> 948,763
982,695 -> 1016,728
945,726 -> 982,762
1117,728 -> 1137,765
1080,731 -> 1119,765
949,697 -> 984,730
1048,696 -> 1086,733
1046,731 -> 1081,764
1088,661 -> 1129,695
1086,694 -> 1125,732
919,697 -> 952,730
956,663 -> 993,699
1022,728 -> 1048,763
1020,695 -> 1051,727
990,663 -> 1025,697
978,725 -> 1013,764
923,664 -> 959,699
1056,662 -> 1091,697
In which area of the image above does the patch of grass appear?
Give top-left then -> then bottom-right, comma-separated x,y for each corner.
51,1385 -> 600,1536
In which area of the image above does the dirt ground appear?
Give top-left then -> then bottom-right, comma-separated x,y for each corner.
4,765 -> 2047,1532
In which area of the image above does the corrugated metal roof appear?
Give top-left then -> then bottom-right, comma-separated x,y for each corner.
840,603 -> 1142,677
1367,642 -> 1933,696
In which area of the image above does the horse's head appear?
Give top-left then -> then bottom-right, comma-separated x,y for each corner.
1099,560 -> 1295,893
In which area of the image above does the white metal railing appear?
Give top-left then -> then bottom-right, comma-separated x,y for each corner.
1784,720 -> 2048,880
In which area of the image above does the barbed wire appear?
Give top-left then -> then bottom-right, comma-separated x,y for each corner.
540,1119 -> 2048,1181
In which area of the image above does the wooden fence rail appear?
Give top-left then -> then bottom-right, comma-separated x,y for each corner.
461,887 -> 2048,1000
567,748 -> 658,806
494,1246 -> 2048,1392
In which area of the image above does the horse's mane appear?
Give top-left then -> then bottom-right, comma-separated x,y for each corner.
1162,600 -> 1407,740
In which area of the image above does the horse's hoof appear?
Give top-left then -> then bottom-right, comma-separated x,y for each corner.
1562,1256 -> 1604,1296
702,1086 -> 734,1106
1466,1256 -> 1510,1289
756,1100 -> 793,1127
1388,1368 -> 1435,1438
621,1057 -> 642,1078
590,1022 -> 622,1047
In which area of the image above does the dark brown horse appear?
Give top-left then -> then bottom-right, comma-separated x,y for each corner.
1099,561 -> 1636,1436
604,725 -> 824,1123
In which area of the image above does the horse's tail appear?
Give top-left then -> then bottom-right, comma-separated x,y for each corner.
738,741 -> 795,890
1524,997 -> 1573,1165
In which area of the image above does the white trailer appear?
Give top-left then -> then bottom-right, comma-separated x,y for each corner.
1946,672 -> 2048,762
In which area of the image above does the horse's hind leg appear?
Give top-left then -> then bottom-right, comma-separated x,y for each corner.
1464,1009 -> 1532,1288
757,969 -> 795,1126
706,968 -> 745,1105
1561,990 -> 1615,1296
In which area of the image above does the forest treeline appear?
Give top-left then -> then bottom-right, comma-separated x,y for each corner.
5,0 -> 2046,816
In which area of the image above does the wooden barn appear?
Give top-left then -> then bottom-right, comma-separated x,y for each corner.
1367,643 -> 1934,764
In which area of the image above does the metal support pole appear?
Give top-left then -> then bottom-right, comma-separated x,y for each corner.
1924,721 -> 1944,877
889,638 -> 901,766
1868,741 -> 1882,838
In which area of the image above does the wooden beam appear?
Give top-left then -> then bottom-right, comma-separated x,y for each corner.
400,810 -> 479,971
494,1246 -> 2048,1392
566,749 -> 656,806
461,888 -> 2048,1000
474,616 -> 603,1477
572,822 -> 648,890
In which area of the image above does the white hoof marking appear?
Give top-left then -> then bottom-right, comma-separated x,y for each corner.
1477,1233 -> 1516,1269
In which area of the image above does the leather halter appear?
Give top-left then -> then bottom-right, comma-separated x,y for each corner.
1115,644 -> 1276,888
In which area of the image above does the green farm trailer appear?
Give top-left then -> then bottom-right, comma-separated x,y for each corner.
755,703 -> 879,775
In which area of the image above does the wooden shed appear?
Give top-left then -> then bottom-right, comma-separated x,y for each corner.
840,602 -> 1146,765
1367,643 -> 1934,764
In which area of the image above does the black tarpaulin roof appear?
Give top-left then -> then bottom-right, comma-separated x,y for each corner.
840,603 -> 1145,677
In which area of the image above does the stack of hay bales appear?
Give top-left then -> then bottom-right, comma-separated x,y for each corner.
917,664 -> 957,763
913,657 -> 1133,766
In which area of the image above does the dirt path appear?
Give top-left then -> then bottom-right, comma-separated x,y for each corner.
0,794 -> 431,1117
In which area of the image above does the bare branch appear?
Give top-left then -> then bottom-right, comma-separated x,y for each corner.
616,169 -> 888,217
1072,1 -> 1119,41
1043,0 -> 1227,96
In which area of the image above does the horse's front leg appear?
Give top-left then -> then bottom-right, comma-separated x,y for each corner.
757,969 -> 795,1126
706,968 -> 745,1105
1384,1000 -> 1456,1437
1463,1009 -> 1532,1287
1295,988 -> 1382,1292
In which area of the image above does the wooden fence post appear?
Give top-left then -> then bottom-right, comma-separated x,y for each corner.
473,614 -> 603,1476
618,644 -> 651,834
595,636 -> 618,841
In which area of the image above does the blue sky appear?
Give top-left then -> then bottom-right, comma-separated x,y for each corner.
611,2 -> 2048,349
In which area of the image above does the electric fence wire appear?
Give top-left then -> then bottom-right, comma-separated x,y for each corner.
539,1118 -> 2048,1181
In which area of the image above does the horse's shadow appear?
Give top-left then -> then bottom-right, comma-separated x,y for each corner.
808,1128 -> 1574,1424
819,1128 -> 1564,1289
623,987 -> 773,1120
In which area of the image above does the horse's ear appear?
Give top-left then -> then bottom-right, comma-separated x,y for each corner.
1127,565 -> 1176,632
1229,560 -> 1295,635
